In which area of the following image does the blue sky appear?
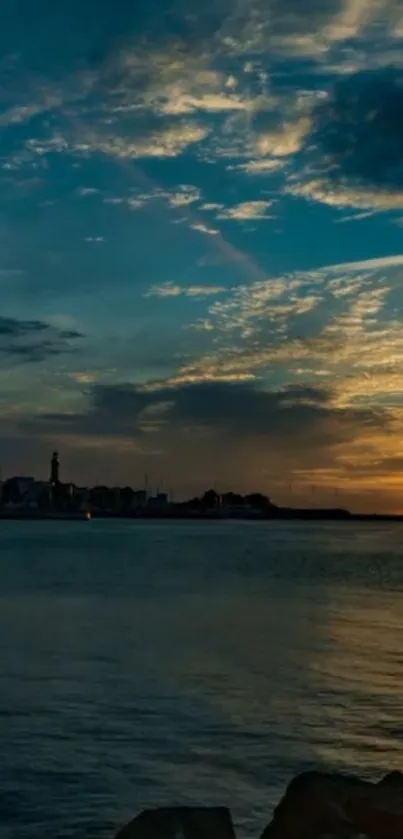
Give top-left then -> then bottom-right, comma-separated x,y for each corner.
1,0 -> 403,509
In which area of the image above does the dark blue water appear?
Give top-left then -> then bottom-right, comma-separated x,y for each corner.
1,519 -> 403,838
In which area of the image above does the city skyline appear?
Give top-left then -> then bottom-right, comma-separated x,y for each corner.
1,2 -> 403,512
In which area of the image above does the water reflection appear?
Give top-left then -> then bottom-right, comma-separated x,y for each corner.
1,521 -> 403,838
308,589 -> 403,775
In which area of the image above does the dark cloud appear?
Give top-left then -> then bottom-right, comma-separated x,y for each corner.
27,379 -> 386,447
6,0 -> 340,82
266,0 -> 339,35
311,69 -> 403,193
0,317 -> 48,337
11,380 -> 397,510
1,0 -> 224,76
0,316 -> 83,363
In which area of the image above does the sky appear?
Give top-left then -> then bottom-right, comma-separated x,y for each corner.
1,0 -> 403,510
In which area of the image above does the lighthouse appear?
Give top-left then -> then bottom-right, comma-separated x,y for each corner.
50,451 -> 60,486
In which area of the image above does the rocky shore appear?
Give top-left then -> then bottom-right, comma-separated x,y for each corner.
112,770 -> 403,838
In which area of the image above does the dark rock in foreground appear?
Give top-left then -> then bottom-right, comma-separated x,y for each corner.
113,771 -> 403,839
113,807 -> 235,839
260,770 -> 403,838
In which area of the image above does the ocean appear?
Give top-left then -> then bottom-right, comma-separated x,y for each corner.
1,519 -> 403,838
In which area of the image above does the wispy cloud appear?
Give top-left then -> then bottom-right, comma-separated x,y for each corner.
326,254 -> 403,272
161,256 -> 403,403
24,122 -> 209,164
0,99 -> 61,127
77,187 -> 100,197
0,316 -> 83,364
230,158 -> 286,174
95,122 -> 210,159
287,178 -> 403,211
104,44 -> 273,118
169,186 -> 202,207
146,283 -> 226,298
2,0 -> 403,507
190,222 -> 219,236
218,201 -> 274,220
255,116 -> 312,157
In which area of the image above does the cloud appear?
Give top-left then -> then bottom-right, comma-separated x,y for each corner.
127,198 -> 144,210
146,283 -> 226,298
190,222 -> 219,236
103,197 -> 126,205
0,100 -> 61,128
102,42 -> 271,117
0,316 -> 83,363
324,0 -> 392,42
158,254 -> 403,405
230,159 -> 286,174
150,79 -> 261,117
255,116 -> 311,157
101,185 -> 202,214
77,187 -> 100,196
169,186 -> 202,207
70,372 -> 96,384
106,122 -> 209,158
287,178 -> 403,211
325,254 -> 403,272
201,203 -> 223,212
207,274 -> 320,337
98,122 -> 209,159
15,374 -> 403,511
4,2 -> 402,189
220,0 -> 402,62
26,122 -> 209,164
218,200 -> 274,220
316,70 -> 403,192
27,379 -> 386,454
291,68 -> 403,211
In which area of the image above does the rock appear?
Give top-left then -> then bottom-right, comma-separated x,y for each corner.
259,771 -> 367,838
259,770 -> 403,838
113,807 -> 236,839
345,770 -> 403,839
378,770 -> 403,787
112,771 -> 403,839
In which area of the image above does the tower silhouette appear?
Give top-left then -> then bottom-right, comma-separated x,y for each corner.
50,451 -> 60,486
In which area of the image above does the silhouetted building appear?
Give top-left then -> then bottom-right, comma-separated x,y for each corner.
50,451 -> 60,486
2,477 -> 34,506
201,489 -> 220,510
221,492 -> 245,509
147,492 -> 168,511
133,490 -> 147,509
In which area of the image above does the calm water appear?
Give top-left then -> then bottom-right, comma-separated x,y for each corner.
1,520 -> 403,838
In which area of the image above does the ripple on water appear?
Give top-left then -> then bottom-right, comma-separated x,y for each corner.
1,520 -> 403,838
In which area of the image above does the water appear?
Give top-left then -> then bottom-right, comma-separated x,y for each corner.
1,519 -> 403,838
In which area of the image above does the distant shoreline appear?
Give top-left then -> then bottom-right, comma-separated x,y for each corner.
0,509 -> 402,522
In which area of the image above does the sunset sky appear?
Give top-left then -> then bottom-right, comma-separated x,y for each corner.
1,0 -> 403,510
